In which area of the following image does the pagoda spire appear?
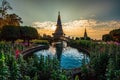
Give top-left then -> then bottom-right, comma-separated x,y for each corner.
53,11 -> 64,40
84,28 -> 88,40
58,11 -> 60,15
57,11 -> 62,26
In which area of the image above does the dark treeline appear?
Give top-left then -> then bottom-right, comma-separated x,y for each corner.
102,28 -> 120,43
0,25 -> 39,46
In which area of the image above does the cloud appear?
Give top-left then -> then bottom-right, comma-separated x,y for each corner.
32,19 -> 120,40
32,21 -> 56,29
92,20 -> 120,30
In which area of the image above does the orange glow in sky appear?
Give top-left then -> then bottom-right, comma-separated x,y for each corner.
33,19 -> 120,40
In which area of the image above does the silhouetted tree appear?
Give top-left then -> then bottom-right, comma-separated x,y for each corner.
20,26 -> 39,46
102,34 -> 111,42
81,37 -> 91,40
0,0 -> 12,18
1,25 -> 20,43
0,0 -> 22,28
75,37 -> 80,40
5,14 -> 23,26
109,29 -> 120,42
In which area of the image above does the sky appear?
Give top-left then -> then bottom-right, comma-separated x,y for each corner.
4,0 -> 120,39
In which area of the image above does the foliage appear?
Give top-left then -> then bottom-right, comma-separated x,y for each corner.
0,26 -> 39,46
75,75 -> 79,80
0,52 -> 9,80
70,40 -> 120,80
80,56 -> 92,80
20,26 -> 39,46
82,43 -> 120,80
80,36 -> 91,40
0,0 -> 12,18
69,40 -> 93,49
41,34 -> 52,40
106,46 -> 120,80
0,0 -> 22,28
5,13 -> 23,25
102,34 -> 112,42
110,29 -> 120,42
31,39 -> 49,46
90,46 -> 109,80
1,25 -> 20,43
20,26 -> 38,40
102,28 -> 120,42
0,42 -> 68,80
0,40 -> 120,80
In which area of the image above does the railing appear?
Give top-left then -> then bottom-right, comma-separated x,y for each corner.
21,45 -> 49,59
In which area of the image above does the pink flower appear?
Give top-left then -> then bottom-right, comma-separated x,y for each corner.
114,42 -> 120,45
15,49 -> 20,58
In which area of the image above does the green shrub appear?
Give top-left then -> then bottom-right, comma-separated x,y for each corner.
31,39 -> 49,46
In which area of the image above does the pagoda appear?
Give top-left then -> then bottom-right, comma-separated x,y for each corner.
52,12 -> 64,40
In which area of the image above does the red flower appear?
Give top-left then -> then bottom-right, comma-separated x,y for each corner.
15,49 -> 20,58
